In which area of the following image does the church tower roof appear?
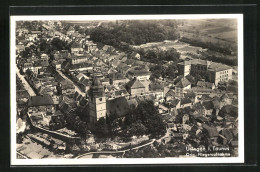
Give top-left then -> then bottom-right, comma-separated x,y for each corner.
89,76 -> 104,98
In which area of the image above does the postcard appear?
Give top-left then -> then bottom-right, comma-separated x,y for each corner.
10,14 -> 244,165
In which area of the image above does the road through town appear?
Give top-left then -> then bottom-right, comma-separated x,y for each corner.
16,66 -> 36,96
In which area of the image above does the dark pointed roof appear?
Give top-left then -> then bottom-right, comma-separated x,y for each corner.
125,77 -> 145,89
92,77 -> 101,86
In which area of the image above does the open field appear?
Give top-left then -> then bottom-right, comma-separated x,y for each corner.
134,40 -> 206,53
178,19 -> 237,45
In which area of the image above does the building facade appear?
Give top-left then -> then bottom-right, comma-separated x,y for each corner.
178,59 -> 233,86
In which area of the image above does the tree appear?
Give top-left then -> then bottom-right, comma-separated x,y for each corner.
133,100 -> 167,137
93,117 -> 109,137
127,120 -> 147,137
51,38 -> 66,51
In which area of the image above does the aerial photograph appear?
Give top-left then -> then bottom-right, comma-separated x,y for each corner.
14,18 -> 239,160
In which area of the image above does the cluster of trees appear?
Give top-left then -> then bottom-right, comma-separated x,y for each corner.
38,38 -> 72,54
49,116 -> 66,131
18,21 -> 42,31
89,21 -> 179,51
92,100 -> 166,139
124,141 -> 185,158
137,48 -> 181,63
150,63 -> 179,81
65,113 -> 89,137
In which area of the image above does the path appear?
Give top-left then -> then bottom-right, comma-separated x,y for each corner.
75,139 -> 155,159
16,66 -> 36,96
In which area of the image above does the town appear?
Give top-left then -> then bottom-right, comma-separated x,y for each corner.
15,20 -> 239,159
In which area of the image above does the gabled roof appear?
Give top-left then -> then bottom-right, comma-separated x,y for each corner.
221,128 -> 233,141
150,82 -> 164,91
202,124 -> 219,138
176,77 -> 191,88
168,98 -> 180,107
165,89 -> 175,97
202,101 -> 214,110
28,95 -> 54,107
125,77 -> 145,89
180,98 -> 192,105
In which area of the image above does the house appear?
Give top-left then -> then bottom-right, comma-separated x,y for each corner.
175,77 -> 191,98
202,101 -> 214,116
27,30 -> 41,41
196,80 -> 215,89
219,105 -> 238,121
130,52 -> 141,60
125,77 -> 146,96
78,77 -> 90,92
219,128 -> 234,145
51,59 -> 66,70
220,93 -> 233,107
101,78 -> 110,86
102,45 -> 115,53
58,80 -> 75,96
70,42 -> 84,55
16,90 -> 30,107
177,98 -> 193,109
165,89 -> 175,102
127,69 -> 151,81
66,26 -> 75,35
113,89 -> 130,99
108,73 -> 129,86
68,63 -> 93,72
149,82 -> 164,100
140,79 -> 150,93
69,54 -> 91,64
16,44 -> 25,53
58,95 -> 77,115
191,102 -> 205,118
117,63 -> 130,74
27,95 -> 55,115
202,123 -> 219,140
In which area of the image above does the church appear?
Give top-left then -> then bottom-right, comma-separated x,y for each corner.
86,77 -> 140,126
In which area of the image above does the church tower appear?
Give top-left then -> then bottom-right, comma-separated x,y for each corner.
88,77 -> 106,123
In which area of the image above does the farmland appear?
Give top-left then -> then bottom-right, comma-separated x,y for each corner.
177,19 -> 238,52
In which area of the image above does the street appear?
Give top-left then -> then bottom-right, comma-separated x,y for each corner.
16,66 -> 36,96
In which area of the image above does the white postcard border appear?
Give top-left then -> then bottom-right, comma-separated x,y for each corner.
10,14 -> 244,165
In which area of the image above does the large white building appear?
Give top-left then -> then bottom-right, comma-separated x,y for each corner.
178,59 -> 233,86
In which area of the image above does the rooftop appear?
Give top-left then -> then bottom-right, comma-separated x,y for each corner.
125,77 -> 145,89
28,95 -> 54,107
